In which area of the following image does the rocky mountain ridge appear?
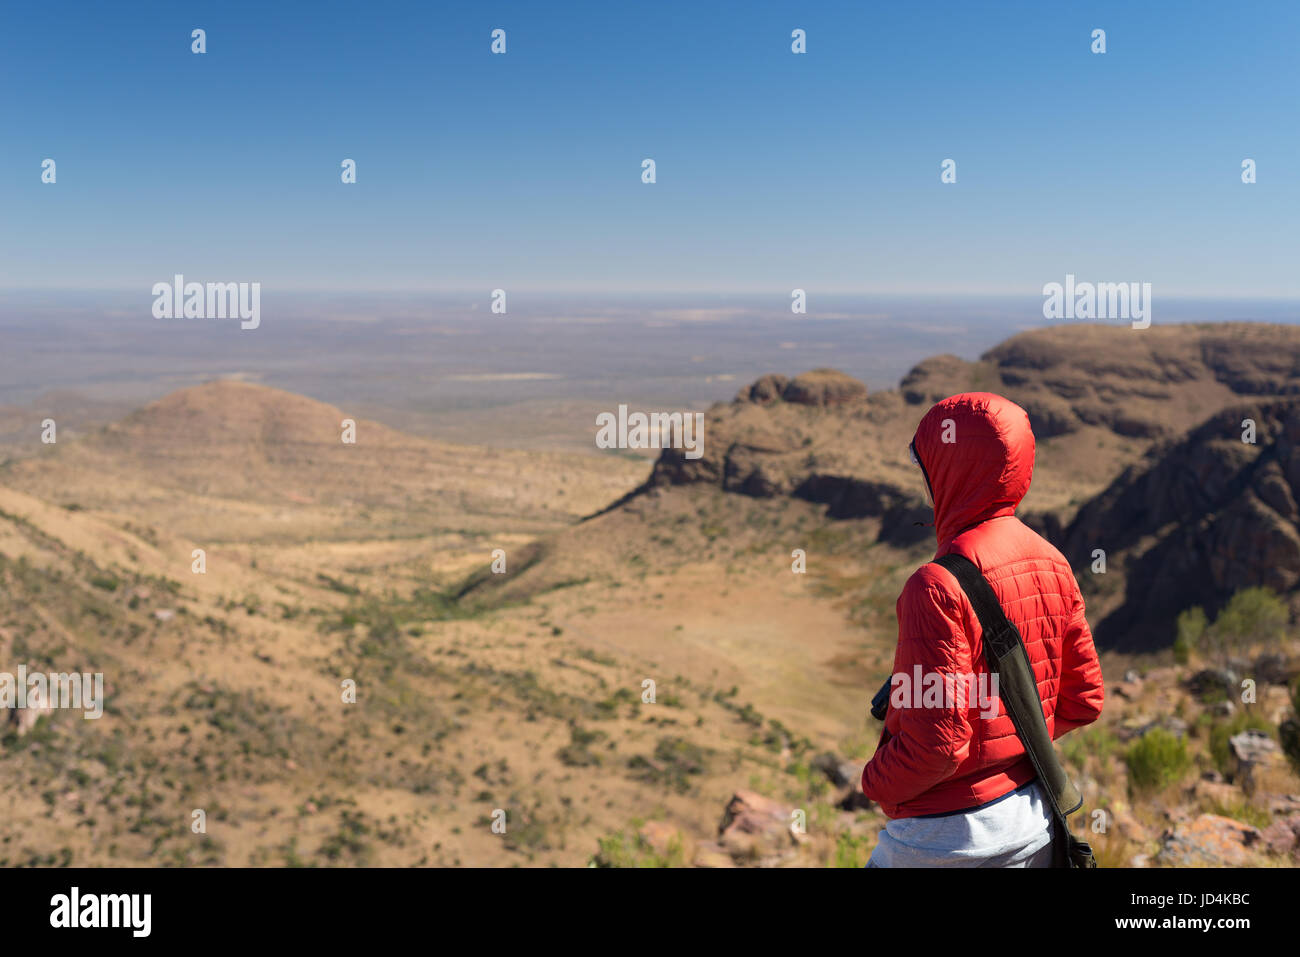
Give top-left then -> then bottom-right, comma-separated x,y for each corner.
631,322 -> 1300,650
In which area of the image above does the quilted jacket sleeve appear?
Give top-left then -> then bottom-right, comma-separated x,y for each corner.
1051,581 -> 1105,739
861,568 -> 974,807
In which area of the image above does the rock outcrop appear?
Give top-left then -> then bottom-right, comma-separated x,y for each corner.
1228,730 -> 1286,795
1155,813 -> 1268,867
707,790 -> 805,866
1063,399 -> 1300,650
638,324 -> 1300,564
737,369 -> 867,407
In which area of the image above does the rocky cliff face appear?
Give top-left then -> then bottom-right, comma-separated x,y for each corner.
642,369 -> 933,544
906,322 -> 1300,441
1064,399 -> 1300,651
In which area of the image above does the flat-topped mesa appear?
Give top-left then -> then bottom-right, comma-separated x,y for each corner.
641,369 -> 918,532
736,369 -> 867,407
646,324 -> 1300,510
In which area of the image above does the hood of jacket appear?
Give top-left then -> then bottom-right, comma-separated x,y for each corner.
910,392 -> 1035,546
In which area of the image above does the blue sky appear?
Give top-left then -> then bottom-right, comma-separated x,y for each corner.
1,0 -> 1297,297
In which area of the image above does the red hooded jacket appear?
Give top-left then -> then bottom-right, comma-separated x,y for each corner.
860,392 -> 1105,819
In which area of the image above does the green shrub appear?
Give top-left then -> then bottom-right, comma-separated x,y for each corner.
1173,606 -> 1207,664
628,737 -> 710,793
1125,728 -> 1190,793
590,827 -> 685,868
557,725 -> 605,767
1203,587 -> 1288,665
833,831 -> 873,868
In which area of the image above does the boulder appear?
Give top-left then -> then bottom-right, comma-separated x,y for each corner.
1261,817 -> 1300,861
1267,794 -> 1300,816
1228,730 -> 1284,793
1156,814 -> 1265,867
717,790 -> 803,865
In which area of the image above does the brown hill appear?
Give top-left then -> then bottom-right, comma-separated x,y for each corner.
0,395 -> 867,868
1,379 -> 647,544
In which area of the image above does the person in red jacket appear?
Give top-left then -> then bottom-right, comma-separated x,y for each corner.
861,392 -> 1104,867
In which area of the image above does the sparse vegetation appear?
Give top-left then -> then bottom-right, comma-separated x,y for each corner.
591,824 -> 687,868
628,737 -> 712,793
1125,728 -> 1191,794
1173,606 -> 1208,665
557,725 -> 605,767
3,329 -> 1300,869
1180,588 -> 1288,667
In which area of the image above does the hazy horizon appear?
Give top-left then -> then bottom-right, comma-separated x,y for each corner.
3,293 -> 1297,415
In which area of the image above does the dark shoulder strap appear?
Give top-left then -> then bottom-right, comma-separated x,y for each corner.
933,553 -> 1083,818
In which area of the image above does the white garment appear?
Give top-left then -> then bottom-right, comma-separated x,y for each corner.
866,780 -> 1055,868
